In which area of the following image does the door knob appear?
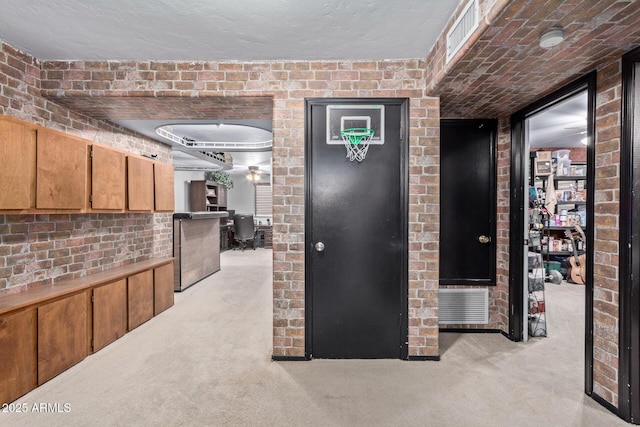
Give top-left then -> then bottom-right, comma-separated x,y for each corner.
478,235 -> 491,244
315,242 -> 325,252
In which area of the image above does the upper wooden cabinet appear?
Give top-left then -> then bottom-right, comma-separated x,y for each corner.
0,118 -> 37,209
154,162 -> 175,212
91,144 -> 126,211
36,128 -> 88,210
127,156 -> 155,211
0,115 -> 175,213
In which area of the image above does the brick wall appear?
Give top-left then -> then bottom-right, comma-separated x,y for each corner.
494,117 -> 512,331
0,213 -> 158,293
36,57 -> 442,358
0,41 -> 173,294
592,60 -> 622,407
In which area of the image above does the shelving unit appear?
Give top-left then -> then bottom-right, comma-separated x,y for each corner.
527,152 -> 588,337
527,251 -> 547,337
189,180 -> 227,212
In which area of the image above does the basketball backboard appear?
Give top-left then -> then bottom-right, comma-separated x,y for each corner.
326,104 -> 385,145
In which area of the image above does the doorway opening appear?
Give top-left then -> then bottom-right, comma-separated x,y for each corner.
524,90 -> 589,341
510,73 -> 596,391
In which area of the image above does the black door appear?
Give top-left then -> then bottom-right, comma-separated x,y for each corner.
305,98 -> 408,359
439,119 -> 497,285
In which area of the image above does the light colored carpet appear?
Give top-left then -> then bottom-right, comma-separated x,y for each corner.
2,249 -> 626,426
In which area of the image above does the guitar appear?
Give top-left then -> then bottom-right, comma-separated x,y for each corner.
565,224 -> 586,285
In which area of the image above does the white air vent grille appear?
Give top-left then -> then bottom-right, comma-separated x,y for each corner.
439,288 -> 489,324
446,0 -> 479,64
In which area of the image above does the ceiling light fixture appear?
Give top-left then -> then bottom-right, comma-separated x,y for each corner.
540,27 -> 564,48
247,166 -> 261,182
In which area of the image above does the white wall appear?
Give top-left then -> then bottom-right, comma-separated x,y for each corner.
227,171 -> 255,215
227,171 -> 272,224
174,170 -> 205,212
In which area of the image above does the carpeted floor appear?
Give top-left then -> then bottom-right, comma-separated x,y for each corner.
2,249 -> 627,426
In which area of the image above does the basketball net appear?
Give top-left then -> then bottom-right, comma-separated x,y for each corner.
340,128 -> 375,162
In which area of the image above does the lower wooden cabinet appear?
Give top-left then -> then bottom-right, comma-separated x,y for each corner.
93,279 -> 127,352
127,269 -> 154,330
0,259 -> 173,403
37,292 -> 88,385
0,308 -> 37,405
154,263 -> 175,315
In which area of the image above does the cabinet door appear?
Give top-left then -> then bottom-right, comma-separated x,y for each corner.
0,308 -> 37,404
154,162 -> 175,212
217,185 -> 227,208
154,263 -> 174,315
91,144 -> 126,210
0,119 -> 37,209
36,128 -> 88,210
127,269 -> 154,330
93,279 -> 127,352
189,180 -> 206,212
127,156 -> 154,211
38,292 -> 88,385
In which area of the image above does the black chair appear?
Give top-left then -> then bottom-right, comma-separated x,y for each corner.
233,213 -> 256,251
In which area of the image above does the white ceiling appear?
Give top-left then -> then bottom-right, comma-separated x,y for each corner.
0,0 -> 586,169
115,119 -> 274,172
528,91 -> 588,149
0,0 -> 462,172
0,0 -> 462,61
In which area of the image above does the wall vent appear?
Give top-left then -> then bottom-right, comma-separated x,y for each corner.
446,0 -> 479,64
439,288 -> 489,324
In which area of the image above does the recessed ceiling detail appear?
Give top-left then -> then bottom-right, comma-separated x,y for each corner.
155,123 -> 272,151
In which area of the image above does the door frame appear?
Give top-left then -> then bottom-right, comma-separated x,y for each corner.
619,45 -> 640,423
303,97 -> 409,360
509,73 -> 596,392
439,119 -> 497,286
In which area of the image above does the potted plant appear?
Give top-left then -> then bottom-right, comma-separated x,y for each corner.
205,170 -> 234,189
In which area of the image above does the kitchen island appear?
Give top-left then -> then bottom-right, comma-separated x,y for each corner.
173,211 -> 228,291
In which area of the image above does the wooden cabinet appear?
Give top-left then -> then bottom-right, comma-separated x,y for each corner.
189,180 -> 226,212
127,269 -> 154,330
0,115 -> 175,213
91,144 -> 126,211
217,184 -> 227,208
154,262 -> 174,315
127,156 -> 155,211
0,118 -> 36,209
36,128 -> 88,210
92,279 -> 127,352
37,292 -> 89,385
0,259 -> 173,403
154,162 -> 175,212
0,308 -> 37,405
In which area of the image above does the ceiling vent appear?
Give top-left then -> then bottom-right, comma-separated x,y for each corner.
446,0 -> 479,64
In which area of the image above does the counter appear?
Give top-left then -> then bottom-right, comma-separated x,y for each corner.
173,212 -> 228,291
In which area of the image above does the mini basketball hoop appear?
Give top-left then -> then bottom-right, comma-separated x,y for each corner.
340,128 -> 375,162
